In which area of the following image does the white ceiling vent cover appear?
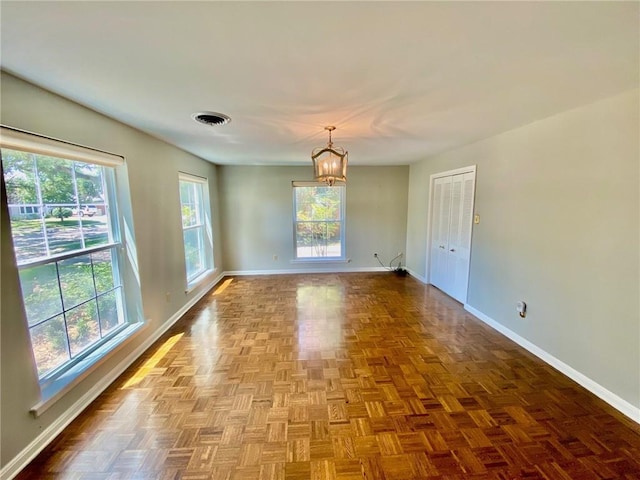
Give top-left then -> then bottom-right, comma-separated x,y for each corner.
192,112 -> 231,126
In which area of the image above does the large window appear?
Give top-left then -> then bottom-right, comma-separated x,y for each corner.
179,173 -> 213,287
293,182 -> 345,260
1,128 -> 129,383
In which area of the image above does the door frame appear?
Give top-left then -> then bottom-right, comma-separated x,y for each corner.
425,165 -> 477,297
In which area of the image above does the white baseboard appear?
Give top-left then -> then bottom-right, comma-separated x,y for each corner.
224,266 -> 389,276
0,273 -> 225,480
406,268 -> 428,284
464,304 -> 640,424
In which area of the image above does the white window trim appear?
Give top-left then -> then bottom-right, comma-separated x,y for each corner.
31,322 -> 145,417
184,268 -> 216,294
1,127 -> 139,409
290,258 -> 351,264
178,171 -> 207,184
292,181 -> 346,261
178,172 -> 214,290
0,125 -> 123,167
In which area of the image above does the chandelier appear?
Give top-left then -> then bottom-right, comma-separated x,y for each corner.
311,126 -> 348,186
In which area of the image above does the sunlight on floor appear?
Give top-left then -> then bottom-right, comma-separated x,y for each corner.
296,283 -> 344,352
213,278 -> 233,295
121,333 -> 184,388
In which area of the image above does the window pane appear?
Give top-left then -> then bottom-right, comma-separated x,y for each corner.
296,186 -> 341,221
92,250 -> 116,293
74,162 -> 104,205
19,263 -> 63,326
2,149 -> 38,205
180,181 -> 202,228
58,255 -> 97,309
179,181 -> 192,206
2,150 -> 48,261
30,315 -> 70,377
326,222 -> 342,256
98,289 -> 124,335
179,177 -> 211,285
184,228 -> 204,280
2,144 -> 129,382
295,187 -> 314,221
72,178 -> 107,231
315,187 -> 342,220
45,215 -> 82,255
295,222 -> 341,258
37,156 -> 78,254
81,214 -> 109,248
66,301 -> 100,357
37,156 -> 74,205
9,217 -> 48,262
294,185 -> 344,259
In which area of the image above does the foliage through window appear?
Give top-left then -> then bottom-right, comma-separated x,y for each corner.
293,183 -> 345,259
179,174 -> 212,285
2,143 -> 126,381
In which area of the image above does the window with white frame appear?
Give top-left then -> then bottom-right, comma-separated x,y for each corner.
293,182 -> 345,260
179,173 -> 213,287
1,127 -> 132,383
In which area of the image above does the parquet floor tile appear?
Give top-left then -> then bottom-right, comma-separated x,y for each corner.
16,273 -> 640,479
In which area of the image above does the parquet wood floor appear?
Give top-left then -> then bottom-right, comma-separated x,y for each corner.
16,273 -> 640,479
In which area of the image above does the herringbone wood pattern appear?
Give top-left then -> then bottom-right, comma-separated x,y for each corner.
17,273 -> 640,479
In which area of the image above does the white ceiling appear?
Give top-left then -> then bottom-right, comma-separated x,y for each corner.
1,1 -> 638,166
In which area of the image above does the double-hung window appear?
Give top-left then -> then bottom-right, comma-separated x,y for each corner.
293,182 -> 345,260
1,127 -> 132,388
179,173 -> 213,288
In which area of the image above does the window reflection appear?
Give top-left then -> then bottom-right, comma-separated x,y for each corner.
295,283 -> 345,353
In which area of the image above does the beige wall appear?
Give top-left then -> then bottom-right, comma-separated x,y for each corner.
218,165 -> 409,272
0,73 -> 223,468
406,89 -> 640,409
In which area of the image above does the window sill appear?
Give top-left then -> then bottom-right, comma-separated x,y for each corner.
31,322 -> 145,418
185,268 -> 217,294
290,258 -> 351,264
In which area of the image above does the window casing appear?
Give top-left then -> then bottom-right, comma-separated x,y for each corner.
293,182 -> 346,260
1,127 -> 131,387
179,173 -> 213,287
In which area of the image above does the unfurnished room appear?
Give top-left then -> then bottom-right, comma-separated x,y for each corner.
0,2 -> 639,479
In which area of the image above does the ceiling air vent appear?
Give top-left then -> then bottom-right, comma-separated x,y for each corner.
192,112 -> 231,126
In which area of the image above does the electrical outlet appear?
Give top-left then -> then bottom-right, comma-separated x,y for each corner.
516,301 -> 527,318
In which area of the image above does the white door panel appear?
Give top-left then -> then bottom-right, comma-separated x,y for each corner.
429,176 -> 452,291
428,169 -> 476,303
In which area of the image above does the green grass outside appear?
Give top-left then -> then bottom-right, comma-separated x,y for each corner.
10,217 -> 109,261
10,217 -> 104,232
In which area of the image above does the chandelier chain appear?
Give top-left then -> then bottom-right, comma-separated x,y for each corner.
325,126 -> 335,147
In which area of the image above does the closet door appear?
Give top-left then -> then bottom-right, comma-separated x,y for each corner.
446,172 -> 475,302
429,176 -> 452,291
428,169 -> 475,303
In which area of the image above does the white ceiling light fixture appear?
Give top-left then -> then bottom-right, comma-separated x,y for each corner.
311,126 -> 348,186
